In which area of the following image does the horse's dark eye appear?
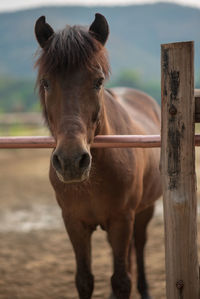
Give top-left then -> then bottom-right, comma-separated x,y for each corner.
94,77 -> 104,90
41,79 -> 50,90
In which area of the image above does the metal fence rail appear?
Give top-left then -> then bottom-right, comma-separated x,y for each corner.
0,134 -> 200,149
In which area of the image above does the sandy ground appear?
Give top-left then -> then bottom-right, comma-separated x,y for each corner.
0,148 -> 199,299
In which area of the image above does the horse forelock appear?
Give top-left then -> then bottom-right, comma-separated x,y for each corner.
35,25 -> 110,77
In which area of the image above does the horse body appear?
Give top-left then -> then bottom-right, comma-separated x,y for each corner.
113,88 -> 162,210
35,14 -> 162,299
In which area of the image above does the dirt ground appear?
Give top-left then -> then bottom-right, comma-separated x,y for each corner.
0,148 -> 199,299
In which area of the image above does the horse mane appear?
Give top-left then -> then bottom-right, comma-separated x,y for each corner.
35,25 -> 110,78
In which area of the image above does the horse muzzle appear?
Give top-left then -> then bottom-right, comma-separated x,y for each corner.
51,149 -> 92,184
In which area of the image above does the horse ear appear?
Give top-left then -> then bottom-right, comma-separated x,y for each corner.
89,13 -> 109,45
35,16 -> 54,48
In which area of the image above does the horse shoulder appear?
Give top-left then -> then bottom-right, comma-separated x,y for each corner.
109,87 -> 161,134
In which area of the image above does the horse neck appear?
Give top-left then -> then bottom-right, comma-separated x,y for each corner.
91,88 -> 117,165
97,89 -> 113,136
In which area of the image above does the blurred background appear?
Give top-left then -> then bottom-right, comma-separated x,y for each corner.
1,0 -> 200,135
0,1 -> 200,298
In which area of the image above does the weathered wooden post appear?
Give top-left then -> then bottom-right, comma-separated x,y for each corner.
161,41 -> 199,298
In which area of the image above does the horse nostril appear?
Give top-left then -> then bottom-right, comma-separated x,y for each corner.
52,153 -> 62,172
79,152 -> 91,169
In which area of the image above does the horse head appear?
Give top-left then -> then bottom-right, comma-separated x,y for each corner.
35,14 -> 110,183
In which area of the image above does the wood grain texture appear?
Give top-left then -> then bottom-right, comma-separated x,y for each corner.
161,41 -> 199,299
195,89 -> 200,122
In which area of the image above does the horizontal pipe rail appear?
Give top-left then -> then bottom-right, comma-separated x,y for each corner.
0,134 -> 200,149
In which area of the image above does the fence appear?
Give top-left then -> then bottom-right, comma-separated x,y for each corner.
161,41 -> 199,299
0,41 -> 199,298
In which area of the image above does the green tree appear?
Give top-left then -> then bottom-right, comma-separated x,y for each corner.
107,69 -> 160,104
109,69 -> 142,89
0,76 -> 38,113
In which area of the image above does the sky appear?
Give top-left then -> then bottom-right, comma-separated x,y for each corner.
1,0 -> 200,13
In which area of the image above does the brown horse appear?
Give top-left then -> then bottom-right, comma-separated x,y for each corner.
34,14 -> 162,299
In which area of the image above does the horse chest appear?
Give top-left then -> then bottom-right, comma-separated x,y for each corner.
58,185 -> 126,229
50,160 -> 138,227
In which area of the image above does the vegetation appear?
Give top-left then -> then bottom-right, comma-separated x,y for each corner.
0,76 -> 39,113
108,70 -> 161,104
0,71 -> 161,114
1,68 -> 200,113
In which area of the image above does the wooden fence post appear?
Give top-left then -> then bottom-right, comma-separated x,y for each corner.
161,41 -> 199,298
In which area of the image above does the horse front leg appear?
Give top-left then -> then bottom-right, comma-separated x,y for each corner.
107,214 -> 134,299
134,205 -> 154,299
63,214 -> 94,299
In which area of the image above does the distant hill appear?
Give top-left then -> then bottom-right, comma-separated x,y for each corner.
0,3 -> 200,81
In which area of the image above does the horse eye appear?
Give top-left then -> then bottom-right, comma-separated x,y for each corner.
94,77 -> 104,90
41,79 -> 50,90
